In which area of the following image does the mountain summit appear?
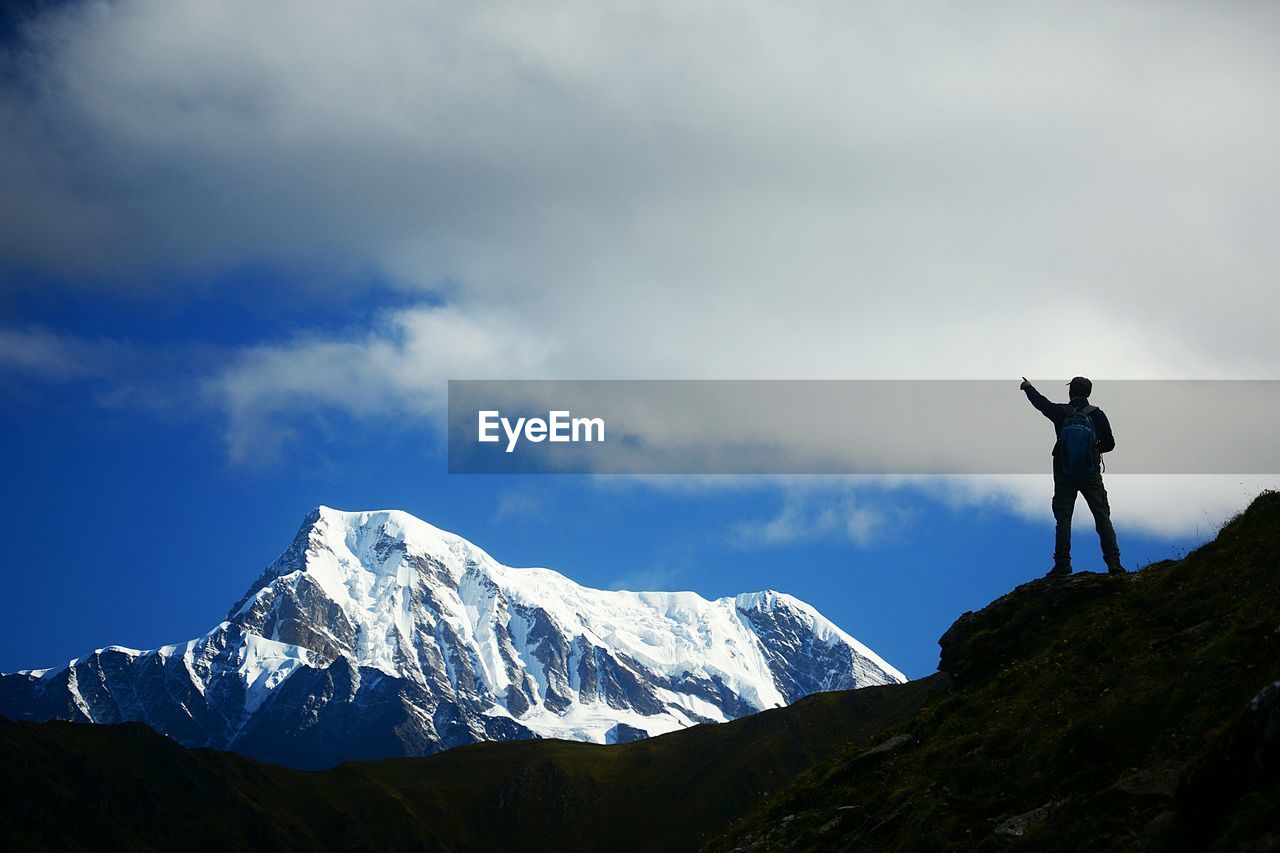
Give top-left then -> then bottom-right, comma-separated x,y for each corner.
0,506 -> 903,768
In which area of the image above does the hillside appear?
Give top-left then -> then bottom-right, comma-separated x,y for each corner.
1,677 -> 941,852
3,492 -> 1279,851
714,490 -> 1280,851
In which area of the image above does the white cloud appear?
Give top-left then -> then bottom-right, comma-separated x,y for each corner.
714,474 -> 1277,545
731,487 -> 915,548
0,327 -> 132,381
205,303 -> 551,462
918,474 -> 1272,540
3,1 -> 1278,532
3,0 -> 1279,379
493,487 -> 546,523
607,565 -> 685,594
605,538 -> 701,592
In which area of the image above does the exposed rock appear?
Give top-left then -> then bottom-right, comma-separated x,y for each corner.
855,733 -> 912,760
1109,760 -> 1183,799
993,801 -> 1053,837
1178,678 -> 1280,843
939,572 -> 1123,685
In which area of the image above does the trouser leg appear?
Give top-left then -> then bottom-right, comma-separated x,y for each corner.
1051,474 -> 1078,565
1080,473 -> 1121,565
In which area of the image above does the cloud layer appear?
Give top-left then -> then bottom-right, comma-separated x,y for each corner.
3,1 -> 1278,533
6,1 -> 1280,374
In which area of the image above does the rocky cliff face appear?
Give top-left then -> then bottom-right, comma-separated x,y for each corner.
0,506 -> 903,769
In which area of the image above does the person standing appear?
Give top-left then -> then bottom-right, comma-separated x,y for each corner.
1020,376 -> 1126,576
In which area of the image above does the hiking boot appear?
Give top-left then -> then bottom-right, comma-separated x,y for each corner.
1106,562 -> 1127,575
1045,563 -> 1072,578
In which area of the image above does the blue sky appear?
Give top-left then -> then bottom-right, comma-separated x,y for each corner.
2,2 -> 1278,680
0,270 -> 1212,678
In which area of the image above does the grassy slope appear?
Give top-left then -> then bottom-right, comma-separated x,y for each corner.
4,491 -> 1278,852
1,674 -> 943,851
711,491 -> 1280,851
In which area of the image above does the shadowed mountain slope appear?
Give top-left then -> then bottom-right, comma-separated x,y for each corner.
1,676 -> 942,852
713,490 -> 1280,851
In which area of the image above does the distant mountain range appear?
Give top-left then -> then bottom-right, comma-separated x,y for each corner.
0,506 -> 903,768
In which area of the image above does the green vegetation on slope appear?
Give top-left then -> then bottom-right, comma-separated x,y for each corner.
1,673 -> 943,851
713,491 -> 1280,851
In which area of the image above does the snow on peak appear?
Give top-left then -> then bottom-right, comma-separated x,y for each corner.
736,589 -> 906,684
224,507 -> 906,737
3,505 -> 905,762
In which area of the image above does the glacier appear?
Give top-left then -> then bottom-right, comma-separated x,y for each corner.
0,506 -> 905,769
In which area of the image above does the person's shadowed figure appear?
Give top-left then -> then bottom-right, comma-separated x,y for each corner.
1020,376 -> 1126,576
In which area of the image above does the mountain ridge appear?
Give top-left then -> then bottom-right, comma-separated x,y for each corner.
0,505 -> 903,768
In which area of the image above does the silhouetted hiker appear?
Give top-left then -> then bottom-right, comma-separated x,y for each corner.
1020,376 -> 1126,577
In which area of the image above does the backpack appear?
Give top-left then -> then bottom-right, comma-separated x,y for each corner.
1057,404 -> 1100,476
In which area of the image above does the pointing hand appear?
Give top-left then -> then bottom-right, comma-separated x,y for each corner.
1020,376 -> 1031,391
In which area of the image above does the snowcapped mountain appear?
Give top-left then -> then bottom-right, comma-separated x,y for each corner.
0,507 -> 905,769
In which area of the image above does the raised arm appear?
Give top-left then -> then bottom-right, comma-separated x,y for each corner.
1020,379 -> 1059,421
